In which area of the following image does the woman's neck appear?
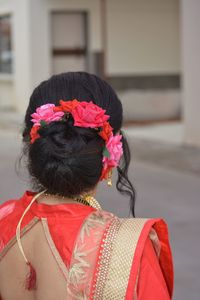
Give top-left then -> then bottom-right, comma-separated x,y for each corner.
36,189 -> 97,205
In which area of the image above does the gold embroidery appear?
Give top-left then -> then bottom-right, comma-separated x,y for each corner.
41,218 -> 69,280
102,218 -> 148,299
91,216 -> 121,299
0,217 -> 39,260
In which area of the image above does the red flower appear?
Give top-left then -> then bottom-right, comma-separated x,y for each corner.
30,125 -> 41,144
53,99 -> 79,113
99,121 -> 113,141
71,101 -> 110,128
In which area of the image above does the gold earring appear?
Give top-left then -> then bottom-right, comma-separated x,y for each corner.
107,170 -> 112,187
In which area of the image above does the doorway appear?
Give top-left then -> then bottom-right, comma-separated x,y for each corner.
51,12 -> 88,74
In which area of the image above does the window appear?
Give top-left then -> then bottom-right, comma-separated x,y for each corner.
0,15 -> 12,73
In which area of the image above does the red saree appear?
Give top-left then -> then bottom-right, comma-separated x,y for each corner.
0,191 -> 173,299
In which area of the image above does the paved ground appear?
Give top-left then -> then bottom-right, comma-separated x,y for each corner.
0,126 -> 200,300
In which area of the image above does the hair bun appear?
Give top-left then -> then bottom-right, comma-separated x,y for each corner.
28,121 -> 104,197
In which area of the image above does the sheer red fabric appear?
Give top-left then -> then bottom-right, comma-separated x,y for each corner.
0,191 -> 173,299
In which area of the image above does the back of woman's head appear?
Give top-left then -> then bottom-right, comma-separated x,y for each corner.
22,72 -> 135,216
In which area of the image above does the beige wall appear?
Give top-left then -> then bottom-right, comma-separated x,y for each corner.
106,0 -> 180,75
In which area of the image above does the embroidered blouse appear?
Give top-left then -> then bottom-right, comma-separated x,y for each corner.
0,191 -> 173,299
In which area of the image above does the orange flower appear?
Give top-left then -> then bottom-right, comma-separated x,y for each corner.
99,121 -> 113,141
100,166 -> 112,180
30,125 -> 41,144
53,99 -> 79,113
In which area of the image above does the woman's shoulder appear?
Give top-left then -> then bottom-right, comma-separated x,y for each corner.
99,210 -> 170,240
0,198 -> 18,222
0,191 -> 30,221
89,212 -> 173,299
0,193 -> 28,252
117,217 -> 173,299
0,198 -> 19,257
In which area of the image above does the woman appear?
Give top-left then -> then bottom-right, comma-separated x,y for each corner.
0,72 -> 173,299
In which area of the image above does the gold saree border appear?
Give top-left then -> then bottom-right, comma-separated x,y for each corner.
101,218 -> 148,300
0,216 -> 39,261
91,216 -> 121,299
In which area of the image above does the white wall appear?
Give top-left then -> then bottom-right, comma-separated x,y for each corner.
181,0 -> 200,147
0,0 -> 15,109
106,0 -> 180,75
0,0 -> 32,112
0,75 -> 15,109
13,0 -> 32,112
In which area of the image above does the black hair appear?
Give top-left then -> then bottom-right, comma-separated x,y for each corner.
22,72 -> 136,216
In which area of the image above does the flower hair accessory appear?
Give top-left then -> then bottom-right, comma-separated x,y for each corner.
30,100 -> 123,180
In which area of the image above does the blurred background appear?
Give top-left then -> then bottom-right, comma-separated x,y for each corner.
0,0 -> 200,299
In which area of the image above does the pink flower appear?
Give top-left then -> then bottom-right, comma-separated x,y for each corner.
31,104 -> 64,126
71,101 -> 110,128
103,134 -> 123,168
100,134 -> 123,180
